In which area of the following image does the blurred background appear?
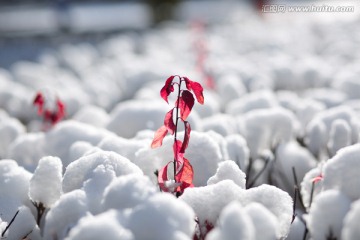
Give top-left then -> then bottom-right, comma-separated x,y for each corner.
0,0 -> 359,68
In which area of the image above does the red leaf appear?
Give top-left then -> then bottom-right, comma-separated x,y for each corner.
173,140 -> 184,172
151,126 -> 168,148
175,158 -> 194,194
158,162 -> 171,192
180,121 -> 191,153
183,78 -> 204,105
160,75 -> 175,103
179,90 -> 194,121
33,92 -> 44,115
164,108 -> 176,135
190,81 -> 204,104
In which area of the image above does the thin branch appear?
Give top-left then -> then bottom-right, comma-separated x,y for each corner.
292,167 -> 305,209
247,156 -> 270,188
1,210 -> 19,237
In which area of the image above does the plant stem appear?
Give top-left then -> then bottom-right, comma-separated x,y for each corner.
173,77 -> 182,183
1,210 -> 19,237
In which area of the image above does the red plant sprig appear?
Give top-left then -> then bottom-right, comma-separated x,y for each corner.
152,75 -> 204,196
33,91 -> 66,129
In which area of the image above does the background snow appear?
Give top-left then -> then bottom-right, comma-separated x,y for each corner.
342,199 -> 360,240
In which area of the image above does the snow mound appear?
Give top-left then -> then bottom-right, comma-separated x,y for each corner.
29,156 -> 63,207
207,160 -> 246,188
126,193 -> 195,240
224,134 -> 249,172
65,210 -> 134,240
44,190 -> 88,240
206,201 -> 255,240
323,143 -> 360,201
6,206 -> 41,240
342,199 -> 360,240
307,190 -> 351,240
102,174 -> 157,211
72,105 -> 110,128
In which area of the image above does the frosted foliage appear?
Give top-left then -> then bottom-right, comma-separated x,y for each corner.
300,167 -> 323,209
246,185 -> 293,238
135,131 -> 222,187
323,144 -> 360,200
29,156 -> 63,207
327,119 -> 351,157
180,180 -> 245,226
207,160 -> 246,188
44,190 -> 88,240
7,206 -> 40,240
127,193 -> 195,240
206,202 -> 255,240
241,108 -> 299,159
244,203 -> 278,240
305,106 -> 359,158
102,174 -> 157,211
225,134 -> 249,171
307,190 -> 351,240
63,151 -> 142,193
342,199 -> 360,240
274,141 -> 317,193
66,211 -> 134,240
0,160 -> 32,205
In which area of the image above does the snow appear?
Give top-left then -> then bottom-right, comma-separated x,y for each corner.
322,144 -> 360,201
0,2 -> 360,239
65,210 -> 134,240
126,193 -> 195,240
29,156 -> 63,207
43,190 -> 88,240
342,199 -> 360,240
206,201 -> 255,240
306,190 -> 351,240
102,174 -> 157,211
207,160 -> 246,188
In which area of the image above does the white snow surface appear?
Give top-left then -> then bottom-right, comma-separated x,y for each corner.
342,199 -> 360,240
29,156 -> 63,207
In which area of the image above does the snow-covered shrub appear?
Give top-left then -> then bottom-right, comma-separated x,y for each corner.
239,107 -> 300,160
207,160 -> 246,188
0,116 -> 25,158
305,106 -> 359,159
43,190 -> 88,240
102,174 -> 157,211
29,156 -> 63,208
224,134 -> 249,171
322,143 -> 360,201
342,199 -> 360,240
72,105 -> 110,128
306,190 -> 351,240
126,193 -> 195,240
63,150 -> 142,214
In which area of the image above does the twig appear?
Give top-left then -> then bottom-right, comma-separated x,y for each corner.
246,156 -> 270,188
1,210 -> 19,237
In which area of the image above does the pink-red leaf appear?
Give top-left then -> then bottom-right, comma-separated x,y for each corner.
158,162 -> 171,192
189,81 -> 204,104
173,140 -> 184,172
160,75 -> 175,103
175,158 -> 194,194
312,174 -> 323,184
33,92 -> 44,115
179,90 -> 194,121
151,126 -> 168,148
183,77 -> 204,104
180,121 -> 191,153
164,108 -> 176,135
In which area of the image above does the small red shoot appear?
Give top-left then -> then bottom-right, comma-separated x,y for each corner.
312,174 -> 323,184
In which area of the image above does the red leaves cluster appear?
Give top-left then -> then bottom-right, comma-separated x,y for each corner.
152,76 -> 204,196
33,92 -> 66,126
